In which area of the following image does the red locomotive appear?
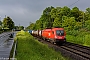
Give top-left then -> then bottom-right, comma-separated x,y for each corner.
31,28 -> 66,44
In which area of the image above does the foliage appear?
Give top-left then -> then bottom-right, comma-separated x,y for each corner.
62,16 -> 76,30
74,22 -> 82,30
66,35 -> 84,45
26,23 -> 35,30
26,6 -> 90,47
70,7 -> 80,21
84,35 -> 90,47
14,26 -> 19,30
67,30 -> 80,36
27,6 -> 88,31
53,17 -> 61,27
3,16 -> 14,30
85,20 -> 90,30
66,30 -> 90,47
60,6 -> 71,17
14,26 -> 24,30
19,26 -> 24,30
15,30 -> 68,60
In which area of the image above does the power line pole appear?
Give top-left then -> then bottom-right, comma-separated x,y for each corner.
19,24 -> 20,27
5,15 -> 6,18
82,12 -> 85,28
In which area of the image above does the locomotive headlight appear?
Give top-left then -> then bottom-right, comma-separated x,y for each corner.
55,36 -> 57,38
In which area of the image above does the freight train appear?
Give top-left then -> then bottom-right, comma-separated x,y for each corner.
28,28 -> 66,44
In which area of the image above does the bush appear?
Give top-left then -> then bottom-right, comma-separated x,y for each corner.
84,35 -> 90,47
67,30 -> 80,36
66,31 -> 90,47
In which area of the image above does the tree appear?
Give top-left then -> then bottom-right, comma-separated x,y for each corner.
74,22 -> 82,30
60,6 -> 71,17
14,26 -> 19,30
41,6 -> 54,28
27,6 -> 90,31
86,8 -> 90,14
19,26 -> 24,30
27,23 -> 35,30
85,8 -> 90,21
53,17 -> 61,27
71,7 -> 80,21
3,16 -> 14,30
50,7 -> 62,27
85,20 -> 90,30
51,6 -> 71,28
62,16 -> 76,30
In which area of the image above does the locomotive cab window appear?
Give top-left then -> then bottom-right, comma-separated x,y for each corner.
56,30 -> 64,36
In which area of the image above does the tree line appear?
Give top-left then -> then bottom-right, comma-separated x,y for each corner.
27,6 -> 90,32
0,16 -> 14,30
0,16 -> 24,32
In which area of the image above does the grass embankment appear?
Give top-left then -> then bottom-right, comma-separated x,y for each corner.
15,30 -> 68,60
66,30 -> 90,47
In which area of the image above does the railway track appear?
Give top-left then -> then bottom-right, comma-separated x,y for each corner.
35,37 -> 90,60
62,42 -> 90,58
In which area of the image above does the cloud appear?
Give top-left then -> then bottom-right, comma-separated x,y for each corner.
0,0 -> 90,27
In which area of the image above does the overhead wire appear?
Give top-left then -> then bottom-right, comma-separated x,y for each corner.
69,0 -> 80,7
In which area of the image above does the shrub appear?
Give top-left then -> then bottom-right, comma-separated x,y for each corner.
84,35 -> 90,47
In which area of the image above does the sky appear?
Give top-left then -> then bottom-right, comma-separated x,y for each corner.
0,0 -> 90,27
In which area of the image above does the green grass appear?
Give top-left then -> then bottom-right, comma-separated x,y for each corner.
66,35 -> 84,45
15,30 -> 69,60
66,30 -> 90,47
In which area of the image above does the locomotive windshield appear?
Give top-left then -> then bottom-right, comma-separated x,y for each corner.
56,30 -> 64,36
